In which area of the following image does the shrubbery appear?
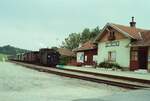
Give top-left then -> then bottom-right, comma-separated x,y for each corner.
59,56 -> 70,65
98,61 -> 122,70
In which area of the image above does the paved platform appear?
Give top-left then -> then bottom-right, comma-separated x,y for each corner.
59,65 -> 150,81
73,89 -> 150,101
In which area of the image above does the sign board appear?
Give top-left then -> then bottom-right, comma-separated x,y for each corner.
106,41 -> 119,47
77,52 -> 84,63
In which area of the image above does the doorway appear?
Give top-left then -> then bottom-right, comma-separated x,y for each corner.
138,47 -> 148,69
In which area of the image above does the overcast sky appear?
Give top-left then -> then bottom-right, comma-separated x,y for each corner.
0,0 -> 150,50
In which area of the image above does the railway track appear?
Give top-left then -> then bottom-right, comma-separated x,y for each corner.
59,67 -> 150,85
11,61 -> 150,89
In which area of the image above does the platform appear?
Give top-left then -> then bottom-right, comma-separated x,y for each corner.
59,65 -> 150,81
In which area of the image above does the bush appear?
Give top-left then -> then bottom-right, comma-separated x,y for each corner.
98,61 -> 111,69
58,56 -> 76,65
59,56 -> 70,65
112,63 -> 122,69
98,61 -> 122,70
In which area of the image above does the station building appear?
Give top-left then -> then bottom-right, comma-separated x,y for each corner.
73,41 -> 97,66
95,17 -> 150,71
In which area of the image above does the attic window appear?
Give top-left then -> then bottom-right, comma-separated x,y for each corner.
108,31 -> 115,41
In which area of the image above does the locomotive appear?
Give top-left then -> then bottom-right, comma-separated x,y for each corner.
39,48 -> 60,66
9,48 -> 60,67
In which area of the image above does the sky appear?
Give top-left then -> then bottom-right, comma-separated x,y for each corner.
0,0 -> 150,50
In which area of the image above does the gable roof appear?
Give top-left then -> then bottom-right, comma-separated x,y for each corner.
131,31 -> 150,47
57,48 -> 75,57
95,23 -> 147,42
73,41 -> 97,52
112,23 -> 146,39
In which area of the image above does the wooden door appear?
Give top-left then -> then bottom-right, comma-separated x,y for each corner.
84,51 -> 94,65
138,47 -> 148,69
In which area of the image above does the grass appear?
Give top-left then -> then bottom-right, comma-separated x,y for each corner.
0,53 -> 8,61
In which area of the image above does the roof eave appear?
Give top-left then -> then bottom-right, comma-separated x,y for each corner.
94,23 -> 110,43
94,23 -> 135,43
110,23 -> 135,39
75,48 -> 97,52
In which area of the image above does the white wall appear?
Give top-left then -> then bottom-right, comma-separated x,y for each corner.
97,39 -> 131,68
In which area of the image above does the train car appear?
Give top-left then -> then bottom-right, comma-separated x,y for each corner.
13,53 -> 24,61
8,48 -> 60,67
39,48 -> 60,67
23,52 -> 30,62
18,53 -> 23,61
20,53 -> 25,61
15,54 -> 21,61
28,51 -> 39,63
8,53 -> 21,61
23,53 -> 27,62
7,55 -> 16,61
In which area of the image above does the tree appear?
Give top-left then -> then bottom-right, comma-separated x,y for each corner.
61,33 -> 81,50
61,26 -> 101,50
80,28 -> 91,43
90,26 -> 101,39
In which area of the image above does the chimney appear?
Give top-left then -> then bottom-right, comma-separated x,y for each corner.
130,16 -> 136,27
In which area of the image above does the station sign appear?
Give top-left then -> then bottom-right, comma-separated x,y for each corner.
106,41 -> 120,47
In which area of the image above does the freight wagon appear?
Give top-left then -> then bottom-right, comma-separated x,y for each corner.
28,51 -> 39,63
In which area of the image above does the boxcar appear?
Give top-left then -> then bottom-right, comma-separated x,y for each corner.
28,51 -> 39,63
20,53 -> 24,61
24,52 -> 30,62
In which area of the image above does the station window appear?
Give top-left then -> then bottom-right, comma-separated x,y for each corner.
108,31 -> 115,41
108,51 -> 116,62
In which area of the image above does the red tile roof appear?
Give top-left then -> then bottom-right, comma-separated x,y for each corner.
58,48 -> 75,57
112,23 -> 147,39
95,23 -> 150,46
131,31 -> 150,47
73,41 -> 97,52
